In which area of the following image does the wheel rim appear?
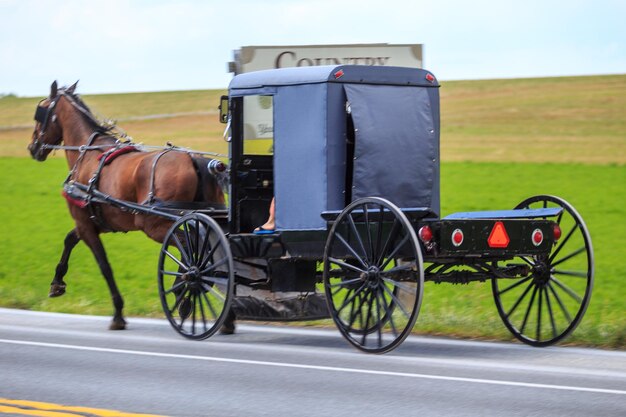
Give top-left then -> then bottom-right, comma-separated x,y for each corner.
158,213 -> 233,340
324,197 -> 424,353
492,195 -> 594,346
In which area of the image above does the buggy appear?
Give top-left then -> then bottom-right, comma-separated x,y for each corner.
154,65 -> 594,353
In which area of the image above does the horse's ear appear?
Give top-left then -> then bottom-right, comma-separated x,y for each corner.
50,81 -> 58,98
67,80 -> 79,94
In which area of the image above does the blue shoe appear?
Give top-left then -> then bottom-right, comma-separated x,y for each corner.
254,226 -> 275,235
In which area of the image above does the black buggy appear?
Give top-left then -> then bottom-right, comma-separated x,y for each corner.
155,65 -> 593,353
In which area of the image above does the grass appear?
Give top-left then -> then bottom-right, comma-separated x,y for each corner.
1,73 -> 624,347
429,162 -> 626,347
0,89 -> 226,127
0,158 -> 623,347
3,74 -> 625,163
0,88 -> 229,158
439,74 -> 625,164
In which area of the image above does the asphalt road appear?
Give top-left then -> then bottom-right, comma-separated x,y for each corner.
0,308 -> 624,417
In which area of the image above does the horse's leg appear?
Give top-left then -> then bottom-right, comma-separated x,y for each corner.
220,309 -> 236,335
80,229 -> 126,330
49,229 -> 80,297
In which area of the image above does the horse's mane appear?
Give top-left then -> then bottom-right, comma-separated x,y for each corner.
58,87 -> 116,135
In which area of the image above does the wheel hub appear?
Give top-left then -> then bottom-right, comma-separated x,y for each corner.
360,266 -> 381,288
532,261 -> 551,286
182,266 -> 200,283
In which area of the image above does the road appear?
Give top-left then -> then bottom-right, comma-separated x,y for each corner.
0,308 -> 624,417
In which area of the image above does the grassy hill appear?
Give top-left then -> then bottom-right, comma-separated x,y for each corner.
1,74 -> 624,348
440,75 -> 625,164
2,74 -> 624,163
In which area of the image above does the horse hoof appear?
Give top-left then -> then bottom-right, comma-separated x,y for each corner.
48,284 -> 66,298
219,313 -> 236,335
219,323 -> 235,335
109,318 -> 127,331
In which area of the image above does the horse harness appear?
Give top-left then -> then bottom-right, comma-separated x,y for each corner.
35,89 -> 228,232
35,91 -> 170,232
63,141 -> 180,232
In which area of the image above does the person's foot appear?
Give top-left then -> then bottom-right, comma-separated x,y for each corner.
254,220 -> 275,234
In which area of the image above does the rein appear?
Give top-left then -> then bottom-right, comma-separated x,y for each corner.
41,143 -> 112,152
42,142 -> 227,158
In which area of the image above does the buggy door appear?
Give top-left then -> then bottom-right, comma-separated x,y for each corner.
230,95 -> 275,233
344,84 -> 439,211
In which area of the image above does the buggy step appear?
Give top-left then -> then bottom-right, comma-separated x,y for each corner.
230,233 -> 285,259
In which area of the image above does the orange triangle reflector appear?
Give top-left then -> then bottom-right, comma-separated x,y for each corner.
488,221 -> 510,248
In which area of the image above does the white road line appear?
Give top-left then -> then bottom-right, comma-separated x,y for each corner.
2,323 -> 624,380
2,308 -> 624,359
1,338 -> 625,396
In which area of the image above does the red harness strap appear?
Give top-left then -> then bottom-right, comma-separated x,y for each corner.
62,190 -> 88,208
96,146 -> 139,165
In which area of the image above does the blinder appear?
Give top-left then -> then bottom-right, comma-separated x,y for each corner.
34,105 -> 48,123
33,99 -> 57,139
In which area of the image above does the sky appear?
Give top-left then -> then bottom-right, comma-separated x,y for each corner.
1,0 -> 624,97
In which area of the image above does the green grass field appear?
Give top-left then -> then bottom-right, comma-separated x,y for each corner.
1,74 -> 624,348
0,158 -> 623,347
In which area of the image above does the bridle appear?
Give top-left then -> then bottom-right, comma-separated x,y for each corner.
31,95 -> 61,158
32,90 -> 227,156
31,88 -> 229,171
31,90 -> 115,159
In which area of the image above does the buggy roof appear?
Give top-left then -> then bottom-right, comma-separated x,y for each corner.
229,65 -> 439,90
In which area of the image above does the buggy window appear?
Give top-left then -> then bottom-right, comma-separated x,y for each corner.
243,95 -> 274,155
344,84 -> 436,209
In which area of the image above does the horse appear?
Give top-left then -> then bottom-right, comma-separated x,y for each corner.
27,81 -> 226,331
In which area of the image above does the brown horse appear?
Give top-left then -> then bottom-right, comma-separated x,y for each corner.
28,81 -> 225,330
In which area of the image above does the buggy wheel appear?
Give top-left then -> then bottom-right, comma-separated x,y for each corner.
158,213 -> 234,340
492,195 -> 594,346
323,197 -> 424,354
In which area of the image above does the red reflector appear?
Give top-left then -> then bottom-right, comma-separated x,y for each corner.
418,226 -> 433,243
425,73 -> 435,83
451,228 -> 464,247
532,228 -> 544,246
552,223 -> 562,240
488,222 -> 510,248
334,69 -> 344,79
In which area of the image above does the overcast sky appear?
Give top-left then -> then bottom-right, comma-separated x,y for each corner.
1,0 -> 624,97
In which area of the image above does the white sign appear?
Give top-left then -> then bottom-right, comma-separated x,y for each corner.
230,43 -> 423,74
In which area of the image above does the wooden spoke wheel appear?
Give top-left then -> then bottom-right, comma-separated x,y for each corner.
158,213 -> 234,340
492,195 -> 594,346
323,197 -> 424,354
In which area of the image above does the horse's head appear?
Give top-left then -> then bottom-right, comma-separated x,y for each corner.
28,81 -> 77,161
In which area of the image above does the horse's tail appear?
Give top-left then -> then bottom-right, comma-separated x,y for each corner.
191,156 -> 227,203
